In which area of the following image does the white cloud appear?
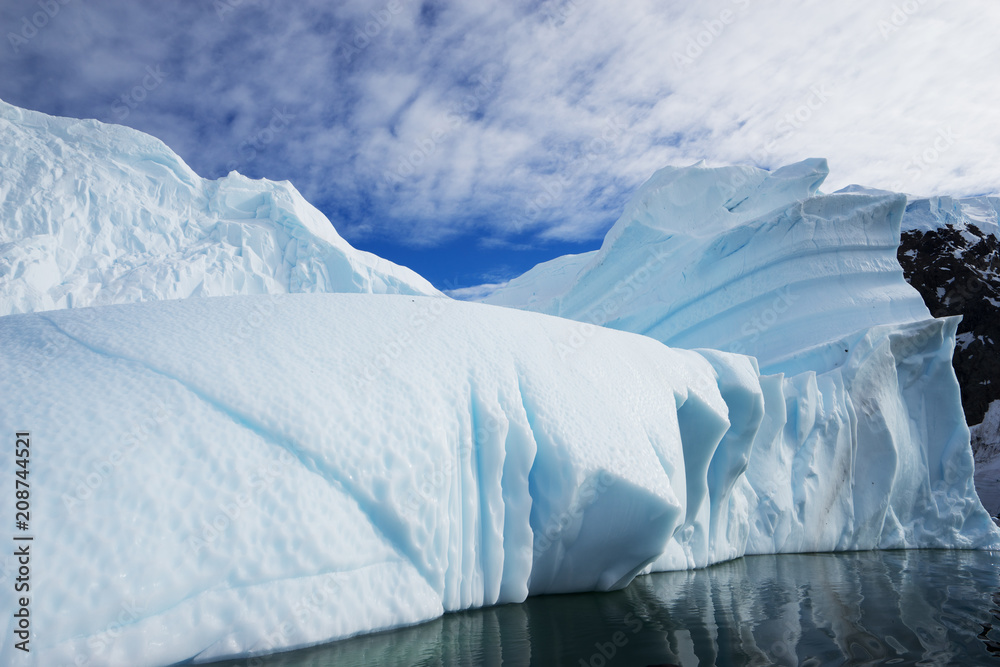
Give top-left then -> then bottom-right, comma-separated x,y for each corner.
444,281 -> 509,301
2,0 -> 999,257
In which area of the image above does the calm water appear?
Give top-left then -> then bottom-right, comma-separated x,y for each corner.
207,550 -> 1000,666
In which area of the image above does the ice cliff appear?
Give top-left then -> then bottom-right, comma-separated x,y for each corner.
0,103 -> 996,666
485,158 -> 998,556
5,293 -> 992,666
483,158 -> 930,374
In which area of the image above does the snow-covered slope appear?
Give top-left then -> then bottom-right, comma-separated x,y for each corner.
1,294 -> 995,666
900,194 -> 1000,237
973,400 -> 1000,516
0,99 -> 439,315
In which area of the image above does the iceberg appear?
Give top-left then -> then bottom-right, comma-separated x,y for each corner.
483,158 -> 931,374
0,294 -> 765,664
1,294 -> 994,665
485,158 -> 998,556
0,102 -> 996,665
896,191 -> 1000,238
0,99 -> 440,317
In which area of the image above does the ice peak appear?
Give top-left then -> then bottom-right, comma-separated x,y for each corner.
603,158 -> 829,250
0,100 -> 440,315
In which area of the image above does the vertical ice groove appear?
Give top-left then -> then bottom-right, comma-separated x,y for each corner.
696,350 -> 767,563
467,381 -> 507,609
496,380 -> 536,604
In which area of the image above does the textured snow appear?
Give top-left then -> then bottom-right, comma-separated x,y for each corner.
0,99 -> 440,317
0,295 -> 759,663
0,103 -> 997,665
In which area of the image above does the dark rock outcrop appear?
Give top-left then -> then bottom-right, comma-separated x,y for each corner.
898,216 -> 1000,430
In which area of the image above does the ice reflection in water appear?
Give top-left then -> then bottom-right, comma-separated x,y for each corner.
208,549 -> 1000,666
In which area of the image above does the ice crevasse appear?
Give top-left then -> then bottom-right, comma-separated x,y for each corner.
0,102 -> 997,666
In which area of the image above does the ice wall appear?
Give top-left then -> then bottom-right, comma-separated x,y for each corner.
0,294 -> 749,664
0,99 -> 439,317
483,159 -> 931,374
894,190 -> 1000,237
484,159 -> 999,566
1,294 -> 995,665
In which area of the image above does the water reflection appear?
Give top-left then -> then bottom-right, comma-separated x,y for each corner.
208,550 -> 1000,666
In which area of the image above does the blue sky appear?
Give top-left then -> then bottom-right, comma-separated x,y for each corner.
2,0 -> 999,291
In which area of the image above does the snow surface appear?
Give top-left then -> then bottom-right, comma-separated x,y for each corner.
0,99 -> 440,316
901,194 -> 1000,238
838,184 -> 1000,239
0,295 -> 995,666
973,400 -> 1000,463
975,459 -> 1000,519
0,102 -> 996,665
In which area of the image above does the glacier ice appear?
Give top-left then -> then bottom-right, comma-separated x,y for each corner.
896,191 -> 1000,238
0,101 -> 997,666
0,98 -> 440,317
485,158 -> 998,556
1,294 -> 994,665
0,294 -> 759,664
973,399 -> 1000,516
483,158 -> 932,375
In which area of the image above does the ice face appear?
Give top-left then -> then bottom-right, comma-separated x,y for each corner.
1,294 -> 996,666
0,294 -> 746,664
483,158 -> 933,375
482,159 -> 999,570
0,99 -> 440,317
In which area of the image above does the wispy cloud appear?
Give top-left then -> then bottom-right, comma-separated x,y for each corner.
443,281 -> 509,301
2,0 -> 999,277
